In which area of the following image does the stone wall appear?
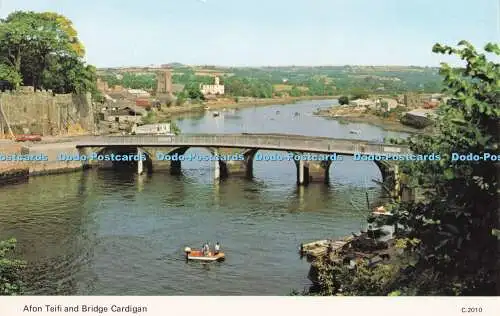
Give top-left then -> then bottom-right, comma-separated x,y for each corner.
0,90 -> 94,136
20,143 -> 91,175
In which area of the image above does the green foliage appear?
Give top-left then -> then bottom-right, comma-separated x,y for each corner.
304,41 -> 499,296
142,111 -> 156,124
224,76 -> 274,98
0,10 -> 96,94
289,86 -> 302,97
0,238 -> 26,295
393,41 -> 499,295
170,121 -> 181,135
228,66 -> 442,95
0,64 -> 22,86
338,95 -> 349,105
350,88 -> 370,100
184,83 -> 204,100
116,73 -> 155,90
309,259 -> 400,296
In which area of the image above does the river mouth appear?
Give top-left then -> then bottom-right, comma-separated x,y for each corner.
0,100 -> 407,295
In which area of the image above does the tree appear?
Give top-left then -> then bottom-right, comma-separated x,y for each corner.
0,238 -> 26,295
304,41 -> 499,296
338,95 -> 349,105
290,86 -> 302,97
39,12 -> 85,57
350,88 -> 370,100
0,64 -> 22,87
0,11 -> 94,94
184,83 -> 204,100
392,41 -> 499,295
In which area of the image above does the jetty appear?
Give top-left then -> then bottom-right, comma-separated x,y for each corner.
300,237 -> 353,261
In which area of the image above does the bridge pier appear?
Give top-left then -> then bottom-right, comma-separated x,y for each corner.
213,149 -> 221,180
296,159 -> 309,185
295,158 -> 332,185
221,149 -> 255,179
137,147 -> 144,175
375,162 -> 415,202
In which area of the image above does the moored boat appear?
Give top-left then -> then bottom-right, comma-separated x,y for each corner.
184,247 -> 225,262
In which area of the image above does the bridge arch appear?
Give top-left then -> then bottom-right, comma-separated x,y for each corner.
163,146 -> 249,179
87,146 -> 154,174
74,134 -> 409,189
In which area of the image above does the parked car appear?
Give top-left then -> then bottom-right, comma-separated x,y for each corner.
15,134 -> 42,142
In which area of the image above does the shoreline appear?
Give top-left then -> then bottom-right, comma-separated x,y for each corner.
161,96 -> 338,118
314,108 -> 430,134
0,95 -> 416,182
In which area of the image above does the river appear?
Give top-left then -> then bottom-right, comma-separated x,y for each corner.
0,99 -> 409,295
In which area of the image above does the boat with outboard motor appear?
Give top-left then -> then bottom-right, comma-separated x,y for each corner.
184,247 -> 225,262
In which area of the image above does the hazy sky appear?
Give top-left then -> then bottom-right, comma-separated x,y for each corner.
0,0 -> 498,67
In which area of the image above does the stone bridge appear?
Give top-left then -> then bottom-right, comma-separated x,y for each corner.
75,133 -> 410,193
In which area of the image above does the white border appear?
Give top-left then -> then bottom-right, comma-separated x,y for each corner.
0,297 -> 499,316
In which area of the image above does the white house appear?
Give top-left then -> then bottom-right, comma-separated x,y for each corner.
132,123 -> 173,135
200,76 -> 225,95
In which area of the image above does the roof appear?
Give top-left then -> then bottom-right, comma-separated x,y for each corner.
136,99 -> 150,106
406,108 -> 437,118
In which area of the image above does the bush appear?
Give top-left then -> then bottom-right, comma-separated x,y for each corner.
338,96 -> 349,105
0,238 -> 26,295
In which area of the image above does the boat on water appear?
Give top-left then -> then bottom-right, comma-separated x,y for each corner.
212,111 -> 220,117
349,129 -> 361,134
184,247 -> 225,262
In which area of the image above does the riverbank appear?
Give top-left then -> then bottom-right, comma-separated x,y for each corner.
314,106 -> 430,134
0,140 -> 90,185
161,96 -> 338,118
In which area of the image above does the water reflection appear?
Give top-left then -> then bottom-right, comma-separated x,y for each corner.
0,99 -> 409,295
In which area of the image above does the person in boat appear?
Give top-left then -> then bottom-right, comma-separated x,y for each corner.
214,242 -> 220,255
203,243 -> 210,256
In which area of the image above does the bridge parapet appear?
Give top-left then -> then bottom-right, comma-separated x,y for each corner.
76,134 -> 410,155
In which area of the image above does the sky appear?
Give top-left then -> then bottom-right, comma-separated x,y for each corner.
0,0 -> 499,67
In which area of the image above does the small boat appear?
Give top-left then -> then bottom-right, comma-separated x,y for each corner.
349,129 -> 361,134
212,111 -> 220,117
184,247 -> 225,262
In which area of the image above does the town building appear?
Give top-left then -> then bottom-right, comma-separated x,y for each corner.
135,98 -> 151,108
132,123 -> 172,135
103,106 -> 147,124
200,76 -> 225,96
128,89 -> 150,98
156,70 -> 172,95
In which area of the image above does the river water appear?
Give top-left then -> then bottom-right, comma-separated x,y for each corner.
0,100 -> 408,295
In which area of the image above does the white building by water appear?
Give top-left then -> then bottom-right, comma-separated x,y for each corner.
132,123 -> 173,135
200,76 -> 225,95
